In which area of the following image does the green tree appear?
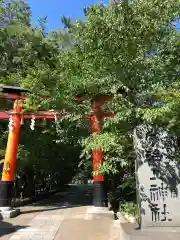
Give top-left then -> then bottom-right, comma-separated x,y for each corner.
48,0 -> 180,206
53,0 -> 180,173
0,0 -> 86,197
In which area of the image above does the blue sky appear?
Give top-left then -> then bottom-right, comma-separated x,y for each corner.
28,0 -> 108,30
28,0 -> 179,31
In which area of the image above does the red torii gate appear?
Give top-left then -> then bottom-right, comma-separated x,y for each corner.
0,85 -> 58,212
75,94 -> 114,207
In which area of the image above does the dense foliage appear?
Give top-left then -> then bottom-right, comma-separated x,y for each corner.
0,0 -> 180,204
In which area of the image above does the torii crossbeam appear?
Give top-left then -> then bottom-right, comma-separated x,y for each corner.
0,110 -> 58,119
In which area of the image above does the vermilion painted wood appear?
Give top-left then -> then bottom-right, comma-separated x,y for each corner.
1,100 -> 22,181
0,111 -> 58,119
76,94 -> 115,182
90,98 -> 114,182
0,94 -> 59,182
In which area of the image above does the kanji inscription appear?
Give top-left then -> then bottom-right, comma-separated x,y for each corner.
134,124 -> 180,228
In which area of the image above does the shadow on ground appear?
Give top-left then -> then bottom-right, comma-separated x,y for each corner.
0,220 -> 27,237
21,184 -> 93,215
0,185 -> 93,238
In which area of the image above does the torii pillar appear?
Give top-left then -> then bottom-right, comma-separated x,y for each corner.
0,99 -> 23,211
76,94 -> 114,207
0,85 -> 58,215
0,86 -> 29,212
90,95 -> 114,207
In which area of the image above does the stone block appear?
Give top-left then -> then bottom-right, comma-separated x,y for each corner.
120,222 -> 180,240
0,208 -> 20,219
133,124 -> 180,228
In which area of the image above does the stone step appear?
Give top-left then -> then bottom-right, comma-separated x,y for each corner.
84,206 -> 114,220
120,222 -> 180,240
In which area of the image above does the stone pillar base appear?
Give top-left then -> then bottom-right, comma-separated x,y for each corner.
0,181 -> 19,219
93,181 -> 108,207
0,208 -> 20,219
0,181 -> 13,207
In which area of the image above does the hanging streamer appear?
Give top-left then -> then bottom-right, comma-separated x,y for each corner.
8,114 -> 13,131
30,115 -> 36,130
54,114 -> 63,143
20,116 -> 24,125
54,114 -> 59,134
54,113 -> 57,123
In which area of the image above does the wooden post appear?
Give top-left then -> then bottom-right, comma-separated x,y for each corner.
0,99 -> 22,210
90,96 -> 114,207
75,94 -> 114,207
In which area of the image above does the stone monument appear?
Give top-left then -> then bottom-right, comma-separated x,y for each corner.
133,124 -> 180,228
